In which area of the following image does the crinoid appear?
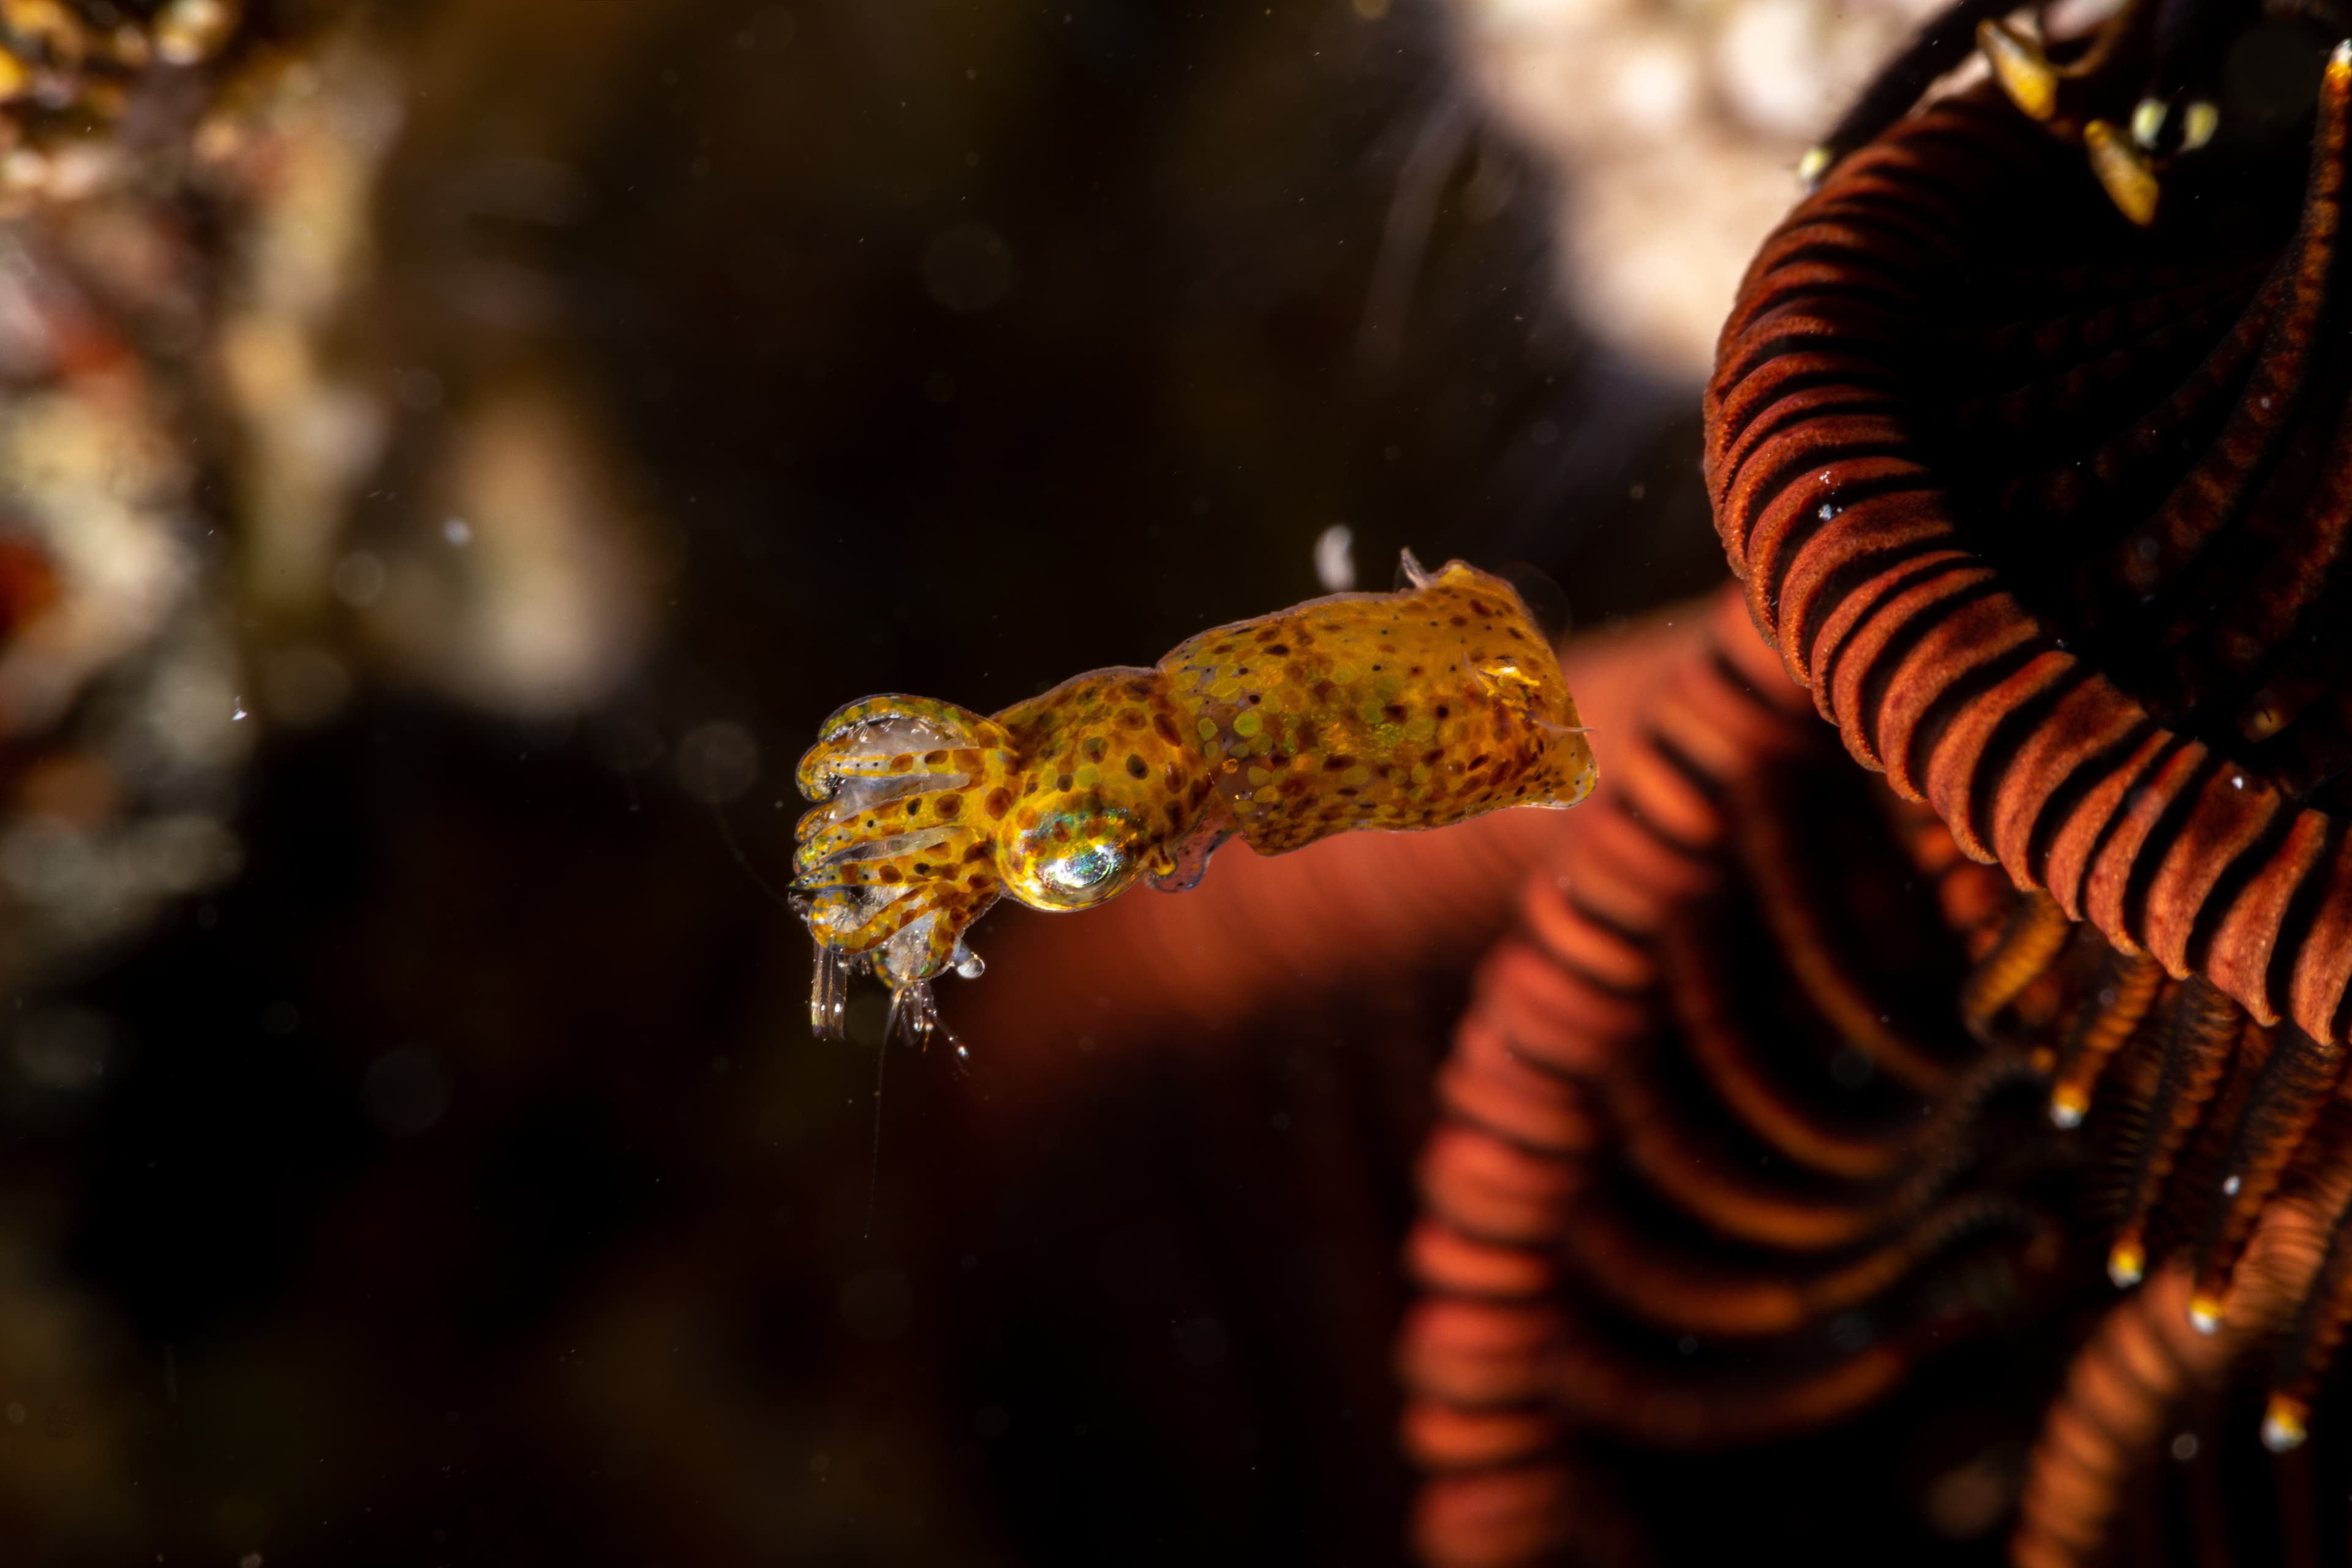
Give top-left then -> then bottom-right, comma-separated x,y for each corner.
1708,40 -> 2352,1049
936,9 -> 2352,1563
1398,587 -> 2089,1566
1702,0 -> 2352,1557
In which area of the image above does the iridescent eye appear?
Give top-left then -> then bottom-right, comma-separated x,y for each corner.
1039,842 -> 1126,898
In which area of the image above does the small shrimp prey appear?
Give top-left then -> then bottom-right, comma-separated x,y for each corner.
793,551 -> 1596,1049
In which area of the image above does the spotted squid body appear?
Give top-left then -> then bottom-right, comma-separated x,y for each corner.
793,553 -> 1596,1046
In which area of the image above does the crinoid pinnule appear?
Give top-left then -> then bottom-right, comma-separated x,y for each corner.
1708,40 -> 2352,1044
1700,2 -> 2352,1550
2007,1131 -> 2352,1567
1400,589 -> 2072,1566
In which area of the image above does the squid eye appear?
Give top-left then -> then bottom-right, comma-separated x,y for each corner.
1039,842 -> 1127,899
1010,808 -> 1141,910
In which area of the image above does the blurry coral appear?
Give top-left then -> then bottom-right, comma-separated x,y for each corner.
0,1 -> 282,997
1448,0 -> 1956,379
361,377 -> 650,719
208,32 -> 401,624
0,0 -> 243,213
0,0 -> 652,1005
0,1223 -> 139,1556
0,13 -> 654,1548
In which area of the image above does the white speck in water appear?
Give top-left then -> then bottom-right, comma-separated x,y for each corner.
2223,1174 -> 2242,1196
442,516 -> 472,546
2231,775 -> 2245,790
1314,524 -> 1355,593
230,698 -> 247,722
2171,1432 -> 2198,1461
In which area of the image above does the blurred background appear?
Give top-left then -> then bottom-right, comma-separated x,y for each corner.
0,0 -> 1977,1563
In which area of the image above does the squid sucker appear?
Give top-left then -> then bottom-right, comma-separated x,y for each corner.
791,552 -> 1596,1047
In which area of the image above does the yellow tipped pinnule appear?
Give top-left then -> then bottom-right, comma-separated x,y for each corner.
1795,146 -> 1833,188
2106,1238 -> 2145,1288
2049,1085 -> 2088,1128
2182,100 -> 2219,151
2186,1295 -> 2223,1335
2263,1396 -> 2309,1452
1979,19 -> 2057,121
2086,121 -> 2160,227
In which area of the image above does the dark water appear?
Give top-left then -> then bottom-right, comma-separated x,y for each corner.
17,2 -> 1737,1564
